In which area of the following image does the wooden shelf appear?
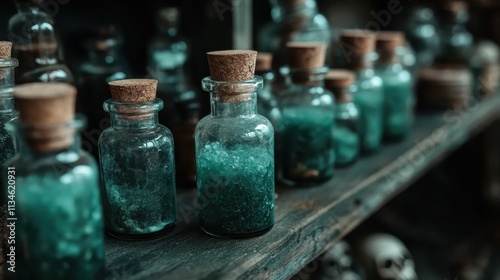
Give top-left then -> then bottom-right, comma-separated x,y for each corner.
105,94 -> 500,280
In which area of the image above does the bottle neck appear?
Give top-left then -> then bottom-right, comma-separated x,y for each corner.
8,116 -> 84,158
105,98 -> 162,129
88,45 -> 120,66
16,2 -> 41,13
0,96 -> 16,112
202,76 -> 263,117
211,92 -> 257,117
330,86 -> 353,103
283,66 -> 329,86
348,52 -> 377,71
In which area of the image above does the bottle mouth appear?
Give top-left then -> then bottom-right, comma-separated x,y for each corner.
0,58 -> 19,68
202,76 -> 263,95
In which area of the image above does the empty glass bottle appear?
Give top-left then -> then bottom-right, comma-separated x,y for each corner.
4,83 -> 105,280
196,50 -> 275,238
99,79 -> 176,239
404,6 -> 440,68
376,32 -> 414,142
435,1 -> 474,66
340,30 -> 384,154
258,0 -> 331,70
8,0 -> 74,84
77,24 -> 130,159
278,42 -> 335,185
325,70 -> 359,167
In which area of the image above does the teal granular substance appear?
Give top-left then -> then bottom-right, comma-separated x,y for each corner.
281,107 -> 335,183
197,142 -> 275,237
334,124 -> 359,165
354,88 -> 384,153
383,80 -> 413,141
12,167 -> 105,280
100,135 -> 176,236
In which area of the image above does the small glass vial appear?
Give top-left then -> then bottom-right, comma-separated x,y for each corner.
325,70 -> 360,167
98,79 -> 176,239
4,83 -> 105,280
0,42 -> 19,173
278,42 -> 335,185
340,30 -> 384,154
196,50 -> 275,238
9,0 -> 74,84
404,6 -> 440,68
376,32 -> 414,142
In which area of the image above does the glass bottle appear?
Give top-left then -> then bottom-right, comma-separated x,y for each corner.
8,0 -> 74,84
196,50 -> 275,238
325,70 -> 360,167
3,83 -> 105,280
278,42 -> 335,185
258,0 -> 331,70
340,30 -> 384,154
0,46 -> 19,172
404,6 -> 440,69
376,32 -> 414,142
147,7 -> 193,130
435,1 -> 474,66
77,24 -> 130,160
98,79 -> 176,239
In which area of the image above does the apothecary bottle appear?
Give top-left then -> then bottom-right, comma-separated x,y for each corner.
325,70 -> 360,167
376,32 -> 414,141
8,0 -> 74,84
340,30 -> 384,154
278,42 -> 335,185
404,6 -> 440,68
98,79 -> 176,239
196,50 -> 275,238
0,42 -> 19,173
3,83 -> 105,280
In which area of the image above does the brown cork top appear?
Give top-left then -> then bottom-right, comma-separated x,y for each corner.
418,65 -> 472,86
256,52 -> 273,72
325,69 -> 356,89
277,0 -> 307,5
286,42 -> 326,69
443,1 -> 468,13
109,79 -> 158,103
207,50 -> 257,81
339,29 -> 376,54
376,31 -> 405,50
13,83 -> 77,152
0,41 -> 12,59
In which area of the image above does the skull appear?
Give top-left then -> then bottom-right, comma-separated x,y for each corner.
318,241 -> 361,280
356,233 -> 418,280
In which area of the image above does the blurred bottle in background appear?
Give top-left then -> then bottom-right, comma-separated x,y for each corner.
147,7 -> 198,131
257,0 -> 331,71
76,24 -> 130,160
8,0 -> 74,84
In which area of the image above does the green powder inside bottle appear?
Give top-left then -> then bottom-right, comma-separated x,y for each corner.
197,142 -> 275,237
280,107 -> 335,183
334,124 -> 359,165
354,88 -> 384,153
13,167 -> 105,280
383,81 -> 412,140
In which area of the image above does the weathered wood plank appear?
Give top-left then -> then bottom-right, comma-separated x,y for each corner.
105,94 -> 500,280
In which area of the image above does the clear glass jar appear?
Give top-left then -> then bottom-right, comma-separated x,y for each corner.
77,25 -> 130,159
8,0 -> 74,84
376,48 -> 414,141
257,0 -> 331,68
3,116 -> 105,279
0,58 -> 19,170
325,72 -> 360,167
98,98 -> 176,239
278,66 -> 335,185
196,76 -> 275,238
404,6 -> 440,68
352,53 -> 384,153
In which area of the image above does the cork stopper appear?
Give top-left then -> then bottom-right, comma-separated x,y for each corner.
14,83 -> 77,152
207,50 -> 257,81
325,70 -> 355,103
443,1 -> 468,13
325,70 -> 356,88
376,31 -> 405,50
276,0 -> 307,6
109,79 -> 158,103
256,52 -> 273,72
339,30 -> 376,54
0,41 -> 12,59
286,42 -> 326,69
